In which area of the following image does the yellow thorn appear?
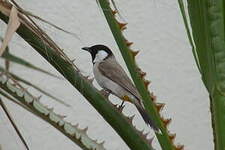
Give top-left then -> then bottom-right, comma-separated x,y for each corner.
144,79 -> 150,88
140,71 -> 146,78
162,117 -> 172,127
136,68 -> 146,78
131,50 -> 139,58
156,103 -> 165,112
117,21 -> 127,30
150,92 -> 156,101
112,10 -> 118,16
176,145 -> 184,150
125,40 -> 133,47
169,133 -> 176,142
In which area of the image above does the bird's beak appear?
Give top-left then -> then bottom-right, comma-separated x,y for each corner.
82,47 -> 90,51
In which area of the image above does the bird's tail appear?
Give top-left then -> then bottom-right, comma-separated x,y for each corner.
134,102 -> 161,133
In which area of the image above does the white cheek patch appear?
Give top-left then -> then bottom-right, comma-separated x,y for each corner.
93,50 -> 108,63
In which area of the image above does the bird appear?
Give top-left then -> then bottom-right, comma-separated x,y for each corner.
82,44 -> 160,133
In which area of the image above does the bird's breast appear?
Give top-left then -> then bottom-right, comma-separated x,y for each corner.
93,63 -> 117,91
93,63 -> 135,102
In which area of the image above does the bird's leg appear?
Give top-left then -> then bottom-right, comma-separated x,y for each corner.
119,101 -> 125,108
100,89 -> 111,98
118,95 -> 130,112
117,101 -> 125,112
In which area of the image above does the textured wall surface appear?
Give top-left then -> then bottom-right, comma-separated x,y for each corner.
0,0 -> 213,150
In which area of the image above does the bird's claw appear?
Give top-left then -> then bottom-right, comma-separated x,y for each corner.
100,89 -> 110,98
118,101 -> 125,112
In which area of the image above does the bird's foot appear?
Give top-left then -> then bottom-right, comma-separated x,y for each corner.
118,101 -> 125,112
100,89 -> 110,98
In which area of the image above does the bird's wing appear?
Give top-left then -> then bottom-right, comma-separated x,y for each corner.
99,58 -> 160,132
98,59 -> 141,101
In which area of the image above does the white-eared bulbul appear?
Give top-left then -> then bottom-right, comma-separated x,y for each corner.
82,45 -> 160,133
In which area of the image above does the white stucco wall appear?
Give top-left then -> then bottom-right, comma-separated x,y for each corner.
0,0 -> 213,150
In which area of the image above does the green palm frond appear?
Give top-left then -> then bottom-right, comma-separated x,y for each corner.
178,0 -> 225,149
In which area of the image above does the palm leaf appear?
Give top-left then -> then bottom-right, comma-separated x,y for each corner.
179,0 -> 225,149
0,66 -> 70,107
1,48 -> 61,79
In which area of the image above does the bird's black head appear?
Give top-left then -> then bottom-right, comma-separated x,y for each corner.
82,45 -> 113,63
